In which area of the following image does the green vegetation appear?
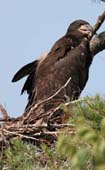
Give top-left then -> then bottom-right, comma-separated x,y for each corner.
0,95 -> 105,170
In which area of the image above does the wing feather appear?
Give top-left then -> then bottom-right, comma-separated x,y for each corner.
12,60 -> 38,82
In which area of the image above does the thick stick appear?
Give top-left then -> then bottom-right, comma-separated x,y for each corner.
92,10 -> 105,37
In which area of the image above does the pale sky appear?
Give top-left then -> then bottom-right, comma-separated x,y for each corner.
0,0 -> 105,117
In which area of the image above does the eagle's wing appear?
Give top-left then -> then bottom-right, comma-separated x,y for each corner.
12,61 -> 38,82
35,39 -> 90,103
12,60 -> 38,94
16,37 -> 73,109
36,36 -> 73,75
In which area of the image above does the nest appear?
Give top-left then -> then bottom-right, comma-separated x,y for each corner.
0,99 -> 77,149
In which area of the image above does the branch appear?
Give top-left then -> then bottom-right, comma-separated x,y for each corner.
2,129 -> 40,141
90,10 -> 105,57
26,98 -> 84,125
25,77 -> 71,112
92,11 -> 105,37
33,131 -> 76,136
90,31 -> 105,57
0,105 -> 9,120
23,77 -> 71,123
101,0 -> 105,2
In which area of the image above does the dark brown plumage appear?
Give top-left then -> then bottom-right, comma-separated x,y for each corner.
12,20 -> 93,110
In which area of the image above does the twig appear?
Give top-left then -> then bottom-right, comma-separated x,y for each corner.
2,129 -> 39,141
0,118 -> 14,122
33,131 -> 76,136
7,123 -> 75,129
28,98 -> 84,123
23,77 -> 71,122
46,98 -> 85,120
65,98 -> 85,105
0,105 -> 9,119
25,77 -> 71,112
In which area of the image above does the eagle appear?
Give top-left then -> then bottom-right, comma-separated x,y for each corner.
12,20 -> 93,112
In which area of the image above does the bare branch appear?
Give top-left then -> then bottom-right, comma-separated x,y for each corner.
92,11 -> 105,36
2,129 -> 39,141
23,77 -> 71,123
0,105 -> 9,120
90,31 -> 105,57
25,77 -> 71,113
33,131 -> 76,136
89,10 -> 105,57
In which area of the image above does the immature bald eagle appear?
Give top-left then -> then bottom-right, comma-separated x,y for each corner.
12,20 -> 93,110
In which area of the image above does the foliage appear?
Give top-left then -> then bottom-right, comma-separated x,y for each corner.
57,95 -> 105,170
0,139 -> 43,170
0,95 -> 105,170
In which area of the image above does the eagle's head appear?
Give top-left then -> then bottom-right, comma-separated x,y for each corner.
66,20 -> 93,39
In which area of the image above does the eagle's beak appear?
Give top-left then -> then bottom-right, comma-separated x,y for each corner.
79,24 -> 93,37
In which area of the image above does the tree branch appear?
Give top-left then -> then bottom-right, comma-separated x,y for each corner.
92,11 -> 105,36
101,0 -> 105,2
90,31 -> 105,57
90,10 -> 105,57
0,105 -> 9,120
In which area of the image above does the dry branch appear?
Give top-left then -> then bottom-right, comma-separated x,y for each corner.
22,77 -> 71,123
92,11 -> 105,36
90,31 -> 105,57
25,77 -> 71,113
0,105 -> 9,120
90,10 -> 105,57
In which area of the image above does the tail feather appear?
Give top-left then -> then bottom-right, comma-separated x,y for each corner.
12,60 -> 38,82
